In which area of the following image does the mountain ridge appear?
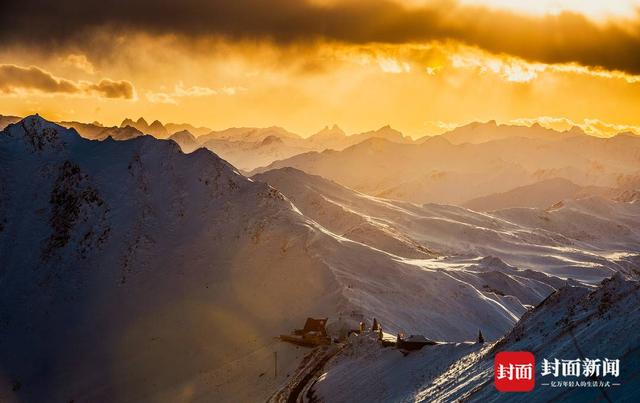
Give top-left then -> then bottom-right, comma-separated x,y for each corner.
3,115 -> 603,401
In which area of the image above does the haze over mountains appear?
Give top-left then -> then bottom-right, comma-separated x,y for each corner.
1,115 -> 417,171
255,125 -> 640,207
0,114 -> 20,130
463,177 -> 634,212
436,120 -> 585,145
3,112 -> 639,211
121,117 -> 169,138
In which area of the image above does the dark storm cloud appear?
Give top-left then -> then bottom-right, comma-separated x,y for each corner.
88,79 -> 136,99
0,64 -> 135,99
1,0 -> 640,74
0,64 -> 80,94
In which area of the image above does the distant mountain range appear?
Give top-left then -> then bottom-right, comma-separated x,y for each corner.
435,120 -> 586,144
463,177 -> 636,212
2,113 -> 639,207
2,115 -> 420,170
0,114 -> 20,129
253,126 -> 640,207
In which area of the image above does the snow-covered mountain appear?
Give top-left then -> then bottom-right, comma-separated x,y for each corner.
0,116 -> 571,402
254,167 -> 640,282
310,274 -> 640,402
1,116 -> 638,402
254,167 -> 437,259
463,177 -> 625,212
416,273 -> 640,402
11,115 -> 640,198
0,116 -> 343,402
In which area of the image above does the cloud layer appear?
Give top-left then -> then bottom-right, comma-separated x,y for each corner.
1,0 -> 640,74
0,64 -> 135,99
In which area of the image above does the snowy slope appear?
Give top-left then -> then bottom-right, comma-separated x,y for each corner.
254,168 -> 640,283
312,274 -> 640,403
462,178 -> 615,211
0,116 -> 345,402
415,273 -> 640,402
0,116 -> 592,402
253,168 -> 437,259
313,336 -> 483,403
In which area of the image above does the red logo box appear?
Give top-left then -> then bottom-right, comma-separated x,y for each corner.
494,351 -> 535,392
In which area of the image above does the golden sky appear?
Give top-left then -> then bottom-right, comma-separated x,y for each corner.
1,0 -> 640,137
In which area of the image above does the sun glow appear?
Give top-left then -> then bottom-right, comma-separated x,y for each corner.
3,0 -> 640,137
458,0 -> 640,20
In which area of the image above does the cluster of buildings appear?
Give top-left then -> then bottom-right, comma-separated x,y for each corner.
280,317 -> 480,351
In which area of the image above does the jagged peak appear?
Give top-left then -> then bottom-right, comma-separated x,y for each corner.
120,118 -> 135,127
367,125 -> 403,137
20,113 -> 48,125
311,124 -> 346,139
13,114 -> 73,135
136,117 -> 148,126
1,115 -> 79,152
